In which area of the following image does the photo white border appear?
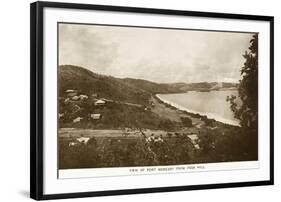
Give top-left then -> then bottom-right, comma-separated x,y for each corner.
43,7 -> 270,195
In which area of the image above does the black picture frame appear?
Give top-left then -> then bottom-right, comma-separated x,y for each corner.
30,1 -> 274,200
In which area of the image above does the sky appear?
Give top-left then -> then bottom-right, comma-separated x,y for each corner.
59,23 -> 254,84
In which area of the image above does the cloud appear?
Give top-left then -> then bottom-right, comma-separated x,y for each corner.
59,24 -> 118,71
59,23 -> 253,83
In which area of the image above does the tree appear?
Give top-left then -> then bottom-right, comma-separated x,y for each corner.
227,34 -> 258,129
181,117 -> 192,127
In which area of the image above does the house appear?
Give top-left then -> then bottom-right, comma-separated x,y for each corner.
68,142 -> 78,147
64,98 -> 70,103
154,135 -> 164,143
187,134 -> 200,149
146,134 -> 155,143
91,113 -> 101,120
95,99 -> 106,106
79,94 -> 88,100
59,113 -> 64,119
76,137 -> 90,144
73,117 -> 83,123
65,89 -> 78,97
72,95 -> 80,101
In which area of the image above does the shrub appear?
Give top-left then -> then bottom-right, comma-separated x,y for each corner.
181,117 -> 192,127
204,118 -> 215,127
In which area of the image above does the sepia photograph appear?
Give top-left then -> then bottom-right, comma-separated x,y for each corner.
30,2 -> 273,198
58,23 -> 258,170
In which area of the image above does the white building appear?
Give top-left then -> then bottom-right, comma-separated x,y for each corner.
65,89 -> 75,93
79,94 -> 88,100
91,113 -> 101,120
72,95 -> 80,101
59,113 -> 64,119
65,89 -> 78,97
188,134 -> 200,149
95,99 -> 106,106
73,117 -> 83,123
76,137 -> 90,144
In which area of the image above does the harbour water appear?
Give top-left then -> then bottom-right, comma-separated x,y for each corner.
156,90 -> 240,126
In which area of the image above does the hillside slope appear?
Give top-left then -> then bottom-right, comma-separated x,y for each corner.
59,65 -> 152,105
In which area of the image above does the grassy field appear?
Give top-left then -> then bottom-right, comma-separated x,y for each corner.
150,96 -> 203,126
59,128 -> 198,138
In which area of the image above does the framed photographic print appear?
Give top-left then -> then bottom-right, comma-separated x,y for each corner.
30,1 -> 274,200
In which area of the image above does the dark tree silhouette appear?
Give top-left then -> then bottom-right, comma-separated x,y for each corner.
227,34 -> 258,129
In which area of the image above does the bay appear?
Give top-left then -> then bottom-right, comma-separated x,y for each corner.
156,90 -> 240,126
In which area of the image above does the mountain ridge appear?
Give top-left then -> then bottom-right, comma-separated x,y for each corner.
59,65 -> 238,105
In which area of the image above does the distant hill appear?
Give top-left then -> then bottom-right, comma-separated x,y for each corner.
169,82 -> 238,92
60,65 -> 152,105
122,78 -> 185,94
59,65 -> 238,105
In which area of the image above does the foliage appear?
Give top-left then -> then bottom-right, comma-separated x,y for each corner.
197,126 -> 258,162
59,135 -> 195,169
59,126 -> 258,169
180,117 -> 193,127
227,34 -> 258,129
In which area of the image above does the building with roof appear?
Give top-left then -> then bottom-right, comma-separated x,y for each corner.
91,113 -> 102,120
95,99 -> 106,106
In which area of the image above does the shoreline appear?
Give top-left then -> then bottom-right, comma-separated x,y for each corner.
155,94 -> 240,127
